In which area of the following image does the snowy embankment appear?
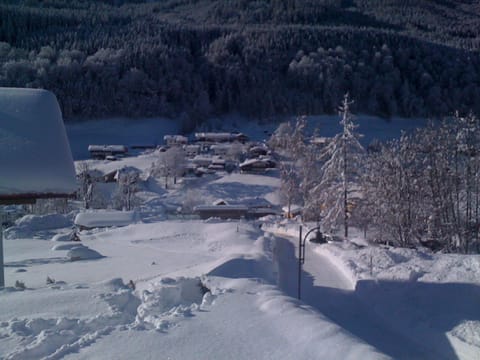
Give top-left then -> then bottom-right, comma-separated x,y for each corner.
263,218 -> 480,359
316,241 -> 480,359
0,215 -> 387,360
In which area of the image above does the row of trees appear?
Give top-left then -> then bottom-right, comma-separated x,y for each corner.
275,97 -> 480,253
361,114 -> 480,253
1,1 -> 479,123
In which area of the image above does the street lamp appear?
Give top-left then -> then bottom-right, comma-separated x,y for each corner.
297,225 -> 325,300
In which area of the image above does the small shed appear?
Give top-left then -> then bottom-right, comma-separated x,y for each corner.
74,210 -> 138,230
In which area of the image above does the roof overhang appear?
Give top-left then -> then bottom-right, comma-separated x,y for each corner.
0,192 -> 75,205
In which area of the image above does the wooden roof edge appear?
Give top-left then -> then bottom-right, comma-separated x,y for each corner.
0,192 -> 76,205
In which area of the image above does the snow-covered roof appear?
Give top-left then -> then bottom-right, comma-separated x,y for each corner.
0,88 -> 76,200
282,205 -> 303,213
74,210 -> 138,228
193,205 -> 249,212
88,145 -> 128,153
164,135 -> 188,143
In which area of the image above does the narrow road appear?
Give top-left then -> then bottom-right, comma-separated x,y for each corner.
273,234 -> 449,360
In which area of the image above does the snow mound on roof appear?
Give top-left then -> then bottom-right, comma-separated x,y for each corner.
135,277 -> 208,331
74,210 -> 139,228
51,232 -> 76,242
0,87 -> 76,196
67,246 -> 104,261
4,213 -> 73,240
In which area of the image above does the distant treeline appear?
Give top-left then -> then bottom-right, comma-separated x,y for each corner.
1,0 -> 479,124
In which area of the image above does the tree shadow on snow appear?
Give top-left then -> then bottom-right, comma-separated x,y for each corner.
276,238 -> 480,360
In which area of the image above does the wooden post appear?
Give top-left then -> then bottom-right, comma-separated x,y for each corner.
0,210 -> 4,288
298,225 -> 302,299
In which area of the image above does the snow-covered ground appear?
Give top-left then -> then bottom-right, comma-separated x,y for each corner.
1,116 -> 479,359
263,219 -> 480,359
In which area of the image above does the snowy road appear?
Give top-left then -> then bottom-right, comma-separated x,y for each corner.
273,235 -> 451,360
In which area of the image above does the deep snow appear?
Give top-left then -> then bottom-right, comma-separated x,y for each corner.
1,116 -> 479,360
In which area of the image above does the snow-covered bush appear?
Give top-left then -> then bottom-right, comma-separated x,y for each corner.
66,246 -> 103,261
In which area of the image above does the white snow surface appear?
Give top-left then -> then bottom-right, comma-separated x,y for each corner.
0,88 -> 76,196
1,116 -> 479,360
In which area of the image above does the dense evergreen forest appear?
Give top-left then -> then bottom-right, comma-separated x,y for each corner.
1,0 -> 479,124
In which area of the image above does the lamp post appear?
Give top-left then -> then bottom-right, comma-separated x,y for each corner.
297,225 -> 322,300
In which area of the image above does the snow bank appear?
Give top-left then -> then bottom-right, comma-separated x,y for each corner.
135,277 -> 208,331
317,242 -> 480,284
4,213 -> 73,240
255,285 -> 389,360
66,246 -> 104,261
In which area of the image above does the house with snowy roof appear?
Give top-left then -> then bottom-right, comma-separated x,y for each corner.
0,88 -> 77,205
164,135 -> 188,146
0,87 -> 77,288
194,132 -> 249,144
88,145 -> 128,159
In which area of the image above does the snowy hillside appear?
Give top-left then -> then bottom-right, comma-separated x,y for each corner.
1,117 -> 479,359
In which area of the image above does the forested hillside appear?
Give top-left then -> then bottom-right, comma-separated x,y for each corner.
1,0 -> 479,124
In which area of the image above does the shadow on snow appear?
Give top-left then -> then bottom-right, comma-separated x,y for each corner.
275,237 -> 480,360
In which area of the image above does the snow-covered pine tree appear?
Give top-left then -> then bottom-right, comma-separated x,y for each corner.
312,94 -> 364,238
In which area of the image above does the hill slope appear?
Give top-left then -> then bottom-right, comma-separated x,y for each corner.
1,0 -> 479,121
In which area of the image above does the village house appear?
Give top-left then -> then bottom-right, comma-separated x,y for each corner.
164,135 -> 188,147
239,157 -> 276,172
184,144 -> 201,158
194,132 -> 249,144
210,144 -> 231,156
88,145 -> 128,160
193,201 -> 249,220
193,199 -> 279,220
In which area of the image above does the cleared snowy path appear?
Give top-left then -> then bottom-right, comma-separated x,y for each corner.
273,235 -> 452,360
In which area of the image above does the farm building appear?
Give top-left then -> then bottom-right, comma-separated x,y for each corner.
193,204 -> 249,220
88,145 -> 128,159
194,132 -> 249,143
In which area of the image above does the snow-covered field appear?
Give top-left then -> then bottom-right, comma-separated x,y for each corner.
1,116 -> 479,360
